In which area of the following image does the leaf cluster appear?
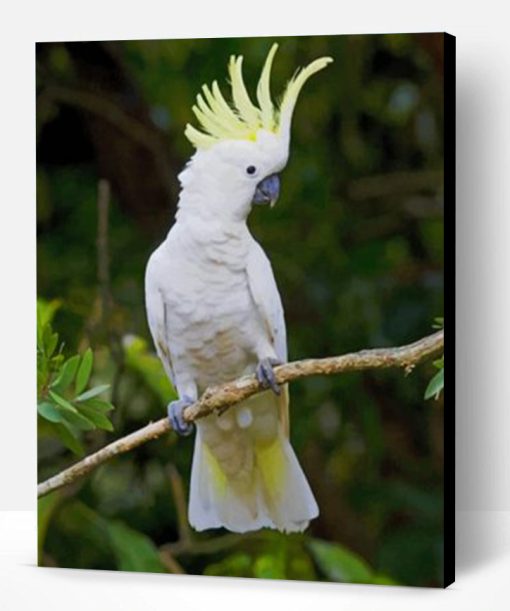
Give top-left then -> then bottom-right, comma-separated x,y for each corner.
37,300 -> 114,455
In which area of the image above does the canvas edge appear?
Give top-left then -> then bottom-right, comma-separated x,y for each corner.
443,30 -> 456,589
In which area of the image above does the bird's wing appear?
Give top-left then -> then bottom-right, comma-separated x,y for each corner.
246,239 -> 289,435
145,260 -> 176,389
246,240 -> 288,363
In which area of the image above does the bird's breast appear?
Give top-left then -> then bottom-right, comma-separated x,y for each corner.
160,221 -> 266,389
166,263 -> 261,389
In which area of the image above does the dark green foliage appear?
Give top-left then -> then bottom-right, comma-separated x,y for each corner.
37,33 -> 445,586
106,520 -> 166,573
37,300 -> 115,455
308,538 -> 396,584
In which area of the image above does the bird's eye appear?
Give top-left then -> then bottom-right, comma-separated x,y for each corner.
246,165 -> 257,176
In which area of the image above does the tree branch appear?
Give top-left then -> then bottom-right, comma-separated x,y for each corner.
37,330 -> 443,499
40,86 -> 166,156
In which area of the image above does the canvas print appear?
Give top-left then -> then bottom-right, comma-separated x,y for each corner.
37,33 -> 453,587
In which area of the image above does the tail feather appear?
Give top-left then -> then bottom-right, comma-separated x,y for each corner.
189,417 -> 318,533
256,434 -> 318,532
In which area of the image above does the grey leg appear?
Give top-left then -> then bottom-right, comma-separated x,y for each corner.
167,395 -> 194,436
256,358 -> 281,395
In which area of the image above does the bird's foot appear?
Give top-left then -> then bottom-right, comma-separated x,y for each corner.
256,358 -> 282,395
167,395 -> 195,436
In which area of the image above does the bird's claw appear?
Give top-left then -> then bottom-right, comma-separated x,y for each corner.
256,358 -> 281,395
168,396 -> 194,436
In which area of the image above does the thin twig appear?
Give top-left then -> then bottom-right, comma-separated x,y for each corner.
159,548 -> 186,574
39,86 -> 173,188
167,465 -> 192,546
162,533 -> 247,557
41,86 -> 163,156
97,180 -> 112,331
95,179 -> 124,408
37,330 -> 443,499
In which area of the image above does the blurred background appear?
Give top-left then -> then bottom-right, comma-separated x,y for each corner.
36,33 -> 444,586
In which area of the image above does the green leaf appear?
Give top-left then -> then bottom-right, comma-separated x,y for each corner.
37,369 -> 46,397
124,335 -> 177,404
75,384 -> 110,402
54,422 -> 84,456
75,348 -> 93,395
253,553 -> 286,579
81,398 -> 114,412
373,573 -> 399,585
37,401 -> 63,423
49,391 -> 95,430
204,552 -> 252,577
37,299 -> 60,347
106,520 -> 166,573
48,390 -> 76,411
308,538 -> 374,583
433,356 -> 444,369
425,368 -> 444,400
58,408 -> 95,431
37,298 -> 61,330
51,354 -> 80,392
50,353 -> 65,368
76,402 -> 114,431
38,491 -> 61,562
43,327 -> 59,358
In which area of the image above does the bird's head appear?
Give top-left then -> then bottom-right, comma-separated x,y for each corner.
177,44 -> 333,223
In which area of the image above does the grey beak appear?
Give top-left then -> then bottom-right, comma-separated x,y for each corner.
252,174 -> 280,207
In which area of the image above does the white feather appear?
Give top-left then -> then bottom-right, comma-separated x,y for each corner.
246,239 -> 288,364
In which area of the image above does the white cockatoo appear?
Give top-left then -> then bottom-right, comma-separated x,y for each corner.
145,44 -> 332,533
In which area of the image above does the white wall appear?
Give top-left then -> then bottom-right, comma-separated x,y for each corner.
1,0 -> 508,511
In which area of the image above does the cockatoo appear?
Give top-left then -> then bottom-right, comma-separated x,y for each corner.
145,44 -> 332,533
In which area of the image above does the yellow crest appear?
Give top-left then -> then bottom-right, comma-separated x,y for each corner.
185,44 -> 333,150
